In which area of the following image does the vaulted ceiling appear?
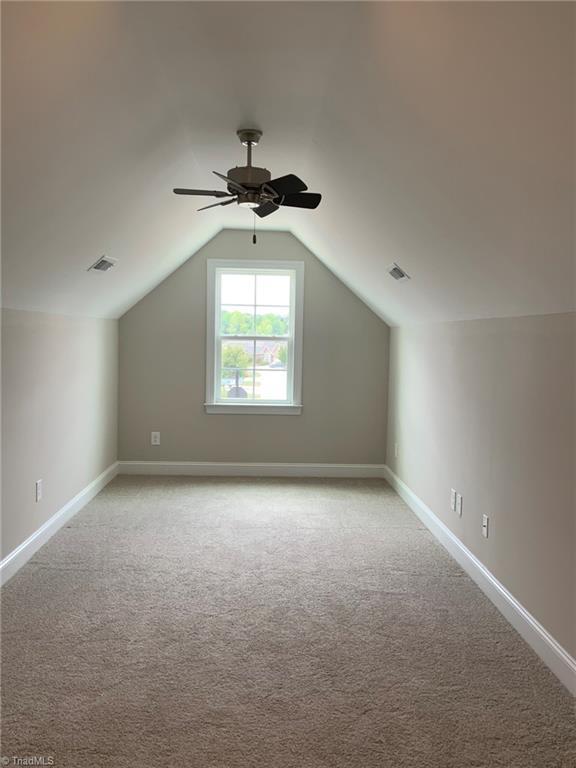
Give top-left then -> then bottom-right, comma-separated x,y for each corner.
2,2 -> 573,325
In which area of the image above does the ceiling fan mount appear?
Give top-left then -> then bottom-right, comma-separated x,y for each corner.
236,128 -> 262,147
173,129 -> 321,218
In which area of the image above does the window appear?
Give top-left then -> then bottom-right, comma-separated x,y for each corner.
206,260 -> 304,414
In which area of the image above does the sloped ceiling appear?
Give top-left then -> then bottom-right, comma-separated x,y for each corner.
2,2 -> 574,325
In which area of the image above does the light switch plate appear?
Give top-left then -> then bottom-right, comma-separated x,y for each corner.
450,489 -> 457,512
35,479 -> 43,502
482,514 -> 489,538
456,493 -> 463,517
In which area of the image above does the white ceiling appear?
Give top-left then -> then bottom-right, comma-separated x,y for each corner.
2,2 -> 574,325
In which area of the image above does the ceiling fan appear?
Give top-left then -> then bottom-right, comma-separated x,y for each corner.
173,129 -> 321,218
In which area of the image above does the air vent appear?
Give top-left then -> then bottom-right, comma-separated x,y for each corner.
387,262 -> 410,282
88,256 -> 116,272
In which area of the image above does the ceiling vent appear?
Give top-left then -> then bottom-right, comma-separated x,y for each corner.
88,256 -> 116,272
387,262 -> 410,282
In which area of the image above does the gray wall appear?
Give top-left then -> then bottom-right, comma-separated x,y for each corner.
1,309 -> 118,558
119,229 -> 389,464
386,312 -> 575,656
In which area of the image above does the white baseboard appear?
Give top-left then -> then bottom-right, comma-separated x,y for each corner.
382,465 -> 576,697
118,461 -> 386,478
0,462 -> 119,586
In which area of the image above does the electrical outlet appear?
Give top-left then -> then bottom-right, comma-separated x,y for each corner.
482,514 -> 489,538
151,431 -> 161,446
456,493 -> 463,517
35,479 -> 43,502
450,488 -> 457,512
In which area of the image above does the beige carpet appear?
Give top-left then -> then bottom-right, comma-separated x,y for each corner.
1,477 -> 574,767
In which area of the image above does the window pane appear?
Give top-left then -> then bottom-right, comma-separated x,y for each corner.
254,370 -> 288,401
255,307 -> 289,336
220,305 -> 254,335
221,273 -> 255,305
256,274 -> 291,306
221,369 -> 253,399
221,339 -> 254,368
255,340 -> 287,370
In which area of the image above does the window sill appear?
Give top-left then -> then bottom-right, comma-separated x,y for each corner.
205,403 -> 302,415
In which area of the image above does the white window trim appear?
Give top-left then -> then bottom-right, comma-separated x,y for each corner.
205,259 -> 304,415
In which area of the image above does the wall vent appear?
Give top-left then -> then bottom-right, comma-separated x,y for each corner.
387,262 -> 410,282
88,256 -> 117,272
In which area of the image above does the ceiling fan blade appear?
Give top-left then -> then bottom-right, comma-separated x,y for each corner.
266,174 -> 308,197
212,171 -> 248,194
197,198 -> 238,211
254,201 -> 280,218
173,188 -> 231,197
279,192 -> 322,209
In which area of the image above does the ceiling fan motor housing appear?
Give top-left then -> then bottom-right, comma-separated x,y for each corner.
227,165 -> 271,188
227,165 -> 272,206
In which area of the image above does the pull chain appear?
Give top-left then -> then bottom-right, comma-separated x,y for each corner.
252,212 -> 257,245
